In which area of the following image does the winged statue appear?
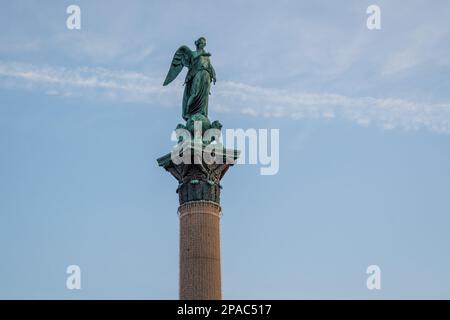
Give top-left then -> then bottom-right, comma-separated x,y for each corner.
163,37 -> 216,122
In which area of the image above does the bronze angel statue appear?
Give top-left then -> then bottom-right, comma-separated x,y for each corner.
163,37 -> 216,122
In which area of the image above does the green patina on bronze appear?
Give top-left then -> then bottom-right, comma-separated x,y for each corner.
163,37 -> 216,122
157,37 -> 239,205
157,145 -> 239,204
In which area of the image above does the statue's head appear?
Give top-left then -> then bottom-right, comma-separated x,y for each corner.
195,37 -> 206,50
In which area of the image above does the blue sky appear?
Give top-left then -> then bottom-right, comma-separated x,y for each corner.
0,0 -> 450,299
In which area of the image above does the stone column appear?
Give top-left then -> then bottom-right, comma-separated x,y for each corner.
157,145 -> 239,300
179,201 -> 221,299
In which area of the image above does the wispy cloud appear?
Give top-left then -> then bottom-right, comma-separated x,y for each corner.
0,39 -> 42,54
0,62 -> 176,104
1,61 -> 450,134
382,19 -> 450,76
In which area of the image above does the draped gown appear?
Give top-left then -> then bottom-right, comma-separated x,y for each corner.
182,51 -> 216,121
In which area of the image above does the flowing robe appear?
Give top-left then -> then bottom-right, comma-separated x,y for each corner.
182,52 -> 216,121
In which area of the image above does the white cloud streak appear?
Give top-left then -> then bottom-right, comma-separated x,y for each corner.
1,62 -> 450,134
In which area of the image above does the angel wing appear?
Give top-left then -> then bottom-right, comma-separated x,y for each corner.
163,46 -> 193,86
